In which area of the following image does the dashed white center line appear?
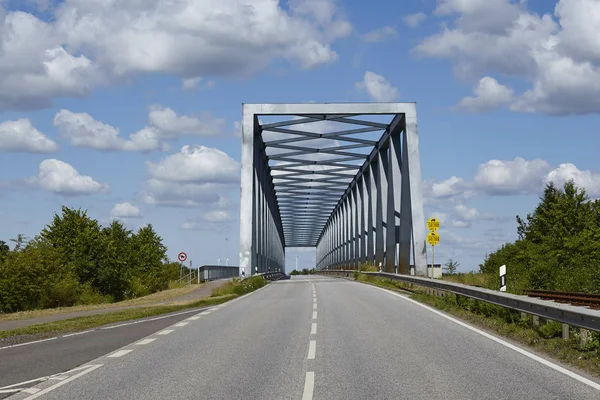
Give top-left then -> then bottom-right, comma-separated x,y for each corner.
307,340 -> 316,359
174,322 -> 188,327
157,329 -> 174,335
312,311 -> 317,319
108,349 -> 133,358
199,311 -> 212,315
313,303 -> 317,310
23,388 -> 41,394
187,316 -> 200,320
135,338 -> 156,345
310,323 -> 317,335
302,371 -> 315,400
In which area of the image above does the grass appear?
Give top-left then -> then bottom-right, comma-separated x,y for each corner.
441,272 -> 492,288
211,276 -> 268,297
0,294 -> 237,341
354,273 -> 600,378
0,282 -> 203,323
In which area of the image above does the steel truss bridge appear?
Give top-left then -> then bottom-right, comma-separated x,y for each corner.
239,103 -> 427,277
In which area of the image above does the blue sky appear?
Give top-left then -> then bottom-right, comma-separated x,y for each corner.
1,0 -> 599,273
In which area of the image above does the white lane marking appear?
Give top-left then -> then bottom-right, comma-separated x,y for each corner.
302,371 -> 315,400
0,337 -> 57,351
157,329 -> 174,335
311,323 -> 317,335
312,311 -> 317,320
48,377 -> 67,381
313,299 -> 317,304
187,316 -> 200,320
307,340 -> 316,359
135,338 -> 156,345
313,303 -> 317,310
101,308 -> 204,330
0,389 -> 21,394
372,286 -> 600,391
0,376 -> 48,390
174,322 -> 188,327
23,388 -> 41,394
62,330 -> 93,338
22,364 -> 103,400
199,311 -> 212,315
108,349 -> 133,358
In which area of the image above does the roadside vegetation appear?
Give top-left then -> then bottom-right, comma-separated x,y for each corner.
290,268 -> 316,275
210,276 -> 268,297
346,180 -> 600,377
0,206 -> 197,313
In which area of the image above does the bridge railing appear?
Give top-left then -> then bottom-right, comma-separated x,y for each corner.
252,271 -> 286,281
315,270 -> 600,333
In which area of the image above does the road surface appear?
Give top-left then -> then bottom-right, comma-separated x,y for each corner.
2,275 -> 599,399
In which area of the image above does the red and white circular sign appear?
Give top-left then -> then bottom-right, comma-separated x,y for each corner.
178,252 -> 187,262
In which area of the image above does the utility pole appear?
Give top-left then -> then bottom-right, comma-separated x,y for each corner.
295,256 -> 299,271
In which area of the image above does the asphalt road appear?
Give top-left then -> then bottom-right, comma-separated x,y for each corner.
4,275 -> 600,399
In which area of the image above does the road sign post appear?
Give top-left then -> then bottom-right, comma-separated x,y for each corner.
178,252 -> 187,282
500,265 -> 506,292
426,218 -> 440,278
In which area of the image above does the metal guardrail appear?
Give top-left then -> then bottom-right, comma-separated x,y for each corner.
315,270 -> 600,332
252,271 -> 286,281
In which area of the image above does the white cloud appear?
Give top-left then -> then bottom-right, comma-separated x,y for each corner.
454,76 -> 514,113
148,106 -> 225,138
147,145 -> 240,184
181,77 -> 202,90
404,12 -> 426,28
545,163 -> 600,197
139,179 -> 225,208
356,71 -> 399,102
426,157 -> 600,201
473,157 -> 551,195
0,0 -> 351,110
181,210 -> 232,231
111,202 -> 142,218
53,109 -> 167,152
29,159 -> 108,196
0,119 -> 58,153
415,0 -> 600,115
362,26 -> 397,42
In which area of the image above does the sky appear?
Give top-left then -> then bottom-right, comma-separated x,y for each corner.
1,0 -> 599,273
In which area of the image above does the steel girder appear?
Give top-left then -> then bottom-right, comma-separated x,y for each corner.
239,103 -> 427,277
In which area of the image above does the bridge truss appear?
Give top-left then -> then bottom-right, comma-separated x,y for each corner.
239,103 -> 427,276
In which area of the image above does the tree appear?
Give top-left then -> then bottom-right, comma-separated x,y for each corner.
444,259 -> 459,274
10,234 -> 29,252
0,241 -> 9,258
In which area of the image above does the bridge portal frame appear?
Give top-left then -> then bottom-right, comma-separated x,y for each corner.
239,103 -> 427,277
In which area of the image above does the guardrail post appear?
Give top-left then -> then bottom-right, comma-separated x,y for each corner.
580,328 -> 591,348
532,316 -> 540,327
562,324 -> 570,340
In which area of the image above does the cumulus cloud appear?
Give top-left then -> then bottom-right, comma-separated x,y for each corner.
545,163 -> 600,197
148,106 -> 225,138
0,119 -> 58,153
111,202 -> 142,218
356,71 -> 399,102
425,156 -> 600,201
404,12 -> 427,28
181,210 -> 233,231
28,159 -> 108,196
0,0 -> 351,111
362,26 -> 397,42
181,77 -> 202,90
53,110 -> 167,152
147,145 -> 240,184
454,76 -> 514,113
415,0 -> 600,115
140,145 -> 240,208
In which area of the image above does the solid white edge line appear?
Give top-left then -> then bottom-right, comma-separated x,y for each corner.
108,349 -> 133,358
157,329 -> 174,335
174,322 -> 188,327
0,389 -> 22,394
0,376 -> 48,390
311,323 -> 317,335
0,337 -> 57,351
62,330 -> 93,338
302,371 -> 315,400
22,364 -> 103,400
23,388 -> 41,394
307,340 -> 316,359
371,285 -> 600,391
